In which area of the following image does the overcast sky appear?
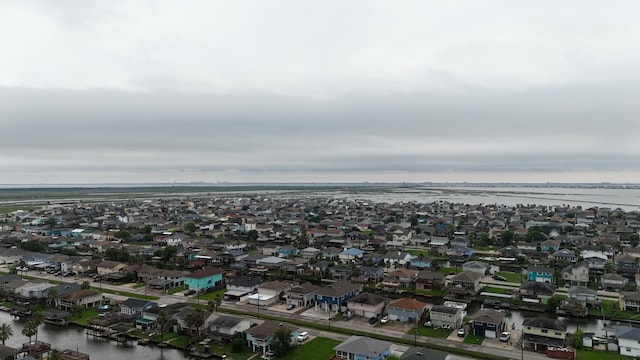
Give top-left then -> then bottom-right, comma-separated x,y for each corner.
2,1 -> 640,184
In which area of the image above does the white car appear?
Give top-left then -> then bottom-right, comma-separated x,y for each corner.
500,332 -> 511,342
296,331 -> 309,342
380,316 -> 390,324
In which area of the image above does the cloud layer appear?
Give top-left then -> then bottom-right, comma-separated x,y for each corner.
1,1 -> 640,183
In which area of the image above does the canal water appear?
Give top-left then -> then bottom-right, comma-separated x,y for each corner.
0,312 -> 189,360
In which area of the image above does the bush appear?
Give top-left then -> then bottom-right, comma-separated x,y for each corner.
231,338 -> 244,353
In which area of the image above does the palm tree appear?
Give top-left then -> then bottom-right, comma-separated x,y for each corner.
214,294 -> 222,312
47,287 -> 59,307
184,307 -> 205,338
30,307 -> 44,342
21,319 -> 37,343
0,323 -> 13,345
49,348 -> 61,360
156,310 -> 169,340
81,281 -> 91,290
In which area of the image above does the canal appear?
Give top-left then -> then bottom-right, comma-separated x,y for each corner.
0,312 -> 189,360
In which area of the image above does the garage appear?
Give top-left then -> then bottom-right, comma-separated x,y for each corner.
485,330 -> 496,339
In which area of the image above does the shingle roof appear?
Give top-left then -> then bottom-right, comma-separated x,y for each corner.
387,298 -> 427,311
333,335 -> 391,357
187,267 -> 224,279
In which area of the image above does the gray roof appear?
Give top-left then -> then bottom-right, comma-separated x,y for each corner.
348,292 -> 386,306
430,305 -> 460,315
209,315 -> 245,328
568,286 -> 597,296
616,325 -> 640,340
471,309 -> 505,325
333,335 -> 391,357
522,318 -> 566,331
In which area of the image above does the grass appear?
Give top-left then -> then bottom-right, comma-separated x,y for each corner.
437,267 -> 462,275
407,249 -> 431,257
415,289 -> 445,297
168,285 -> 188,295
463,333 -> 484,345
132,283 -> 147,289
416,326 -> 452,339
69,308 -> 99,326
482,287 -> 508,294
196,287 -> 227,301
576,349 -> 628,360
280,337 -> 341,360
166,334 -> 191,348
95,287 -> 159,300
494,271 -> 522,283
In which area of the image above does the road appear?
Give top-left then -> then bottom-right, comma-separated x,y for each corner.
19,269 -> 552,360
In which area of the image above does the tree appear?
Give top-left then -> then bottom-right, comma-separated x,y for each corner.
81,281 -> 91,290
572,328 -> 584,349
271,327 -> 292,357
0,323 -> 13,345
47,287 -> 59,307
547,294 -> 567,310
156,310 -> 169,340
30,307 -> 44,342
185,307 -> 206,338
113,230 -> 131,241
185,223 -> 197,234
231,337 -> 245,353
49,348 -> 62,360
21,319 -> 37,343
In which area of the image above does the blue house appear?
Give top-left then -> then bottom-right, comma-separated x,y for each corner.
314,280 -> 361,312
471,309 -> 506,339
540,239 -> 561,252
185,267 -> 224,292
334,335 -> 391,360
276,245 -> 298,258
387,298 -> 428,323
410,256 -> 433,269
526,266 -> 554,283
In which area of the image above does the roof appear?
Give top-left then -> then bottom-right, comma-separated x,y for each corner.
616,325 -> 640,340
316,280 -> 361,298
121,298 -> 154,309
287,282 -> 321,295
522,318 -> 566,331
187,267 -> 224,279
401,346 -> 448,360
246,321 -> 293,339
430,305 -> 460,315
451,270 -> 482,282
209,315 -> 246,328
348,292 -> 386,305
60,289 -> 101,301
568,286 -> 597,296
229,276 -> 263,288
471,309 -> 505,325
388,298 -> 428,311
333,335 -> 391,357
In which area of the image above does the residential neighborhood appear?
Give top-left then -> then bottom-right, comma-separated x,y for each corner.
0,193 -> 640,359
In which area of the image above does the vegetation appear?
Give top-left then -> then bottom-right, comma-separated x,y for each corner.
494,271 -> 522,283
463,333 -> 484,345
271,327 -> 293,357
280,337 -> 341,360
0,323 -> 13,345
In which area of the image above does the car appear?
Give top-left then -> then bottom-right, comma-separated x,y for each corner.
492,275 -> 507,281
499,332 -> 511,342
184,289 -> 197,296
457,328 -> 465,337
296,331 -> 309,342
286,304 -> 296,310
423,321 -> 432,327
368,317 -> 379,324
380,316 -> 390,324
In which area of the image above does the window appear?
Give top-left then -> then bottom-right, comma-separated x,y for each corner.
541,329 -> 548,333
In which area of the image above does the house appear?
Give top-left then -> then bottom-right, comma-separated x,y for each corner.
120,298 -> 157,317
616,325 -> 640,357
561,262 -> 589,287
462,261 -> 489,275
602,273 -> 628,291
184,267 -> 224,292
208,315 -> 252,342
245,320 -> 297,355
429,305 -> 464,329
552,249 -> 578,263
16,282 -> 52,299
408,256 -> 433,270
429,237 -> 449,256
470,309 -> 506,339
522,318 -> 566,351
339,248 -> 364,263
384,251 -> 416,267
314,280 -> 362,313
582,252 -> 608,274
150,269 -> 186,290
519,281 -> 557,302
96,260 -> 128,276
300,247 -> 320,259
248,281 -> 291,306
540,239 -> 561,252
276,245 -> 297,258
285,282 -> 320,308
567,286 -> 598,307
333,335 -> 392,360
386,298 -> 428,323
615,254 -> 639,279
526,266 -> 554,283
321,247 -> 342,260
415,270 -> 445,291
225,276 -> 263,302
622,292 -> 640,312
57,289 -> 102,312
346,292 -> 386,318
215,249 -> 248,265
446,271 -> 482,301
382,268 -> 418,291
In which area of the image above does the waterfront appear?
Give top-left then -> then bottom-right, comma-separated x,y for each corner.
0,312 -> 189,360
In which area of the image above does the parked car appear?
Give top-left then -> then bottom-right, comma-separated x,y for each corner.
287,304 -> 296,310
457,328 -> 465,337
380,316 -> 390,324
492,275 -> 507,281
423,321 -> 432,327
296,331 -> 309,342
184,289 -> 197,296
499,332 -> 511,342
369,317 -> 379,324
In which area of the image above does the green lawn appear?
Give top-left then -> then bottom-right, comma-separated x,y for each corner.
407,249 -> 430,257
280,337 -> 341,360
577,349 -> 628,360
94,287 -> 159,300
463,333 -> 484,345
437,267 -> 462,275
69,308 -> 99,326
168,285 -> 188,295
416,326 -> 452,339
482,287 -> 508,294
196,287 -> 227,301
494,271 -> 522,283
